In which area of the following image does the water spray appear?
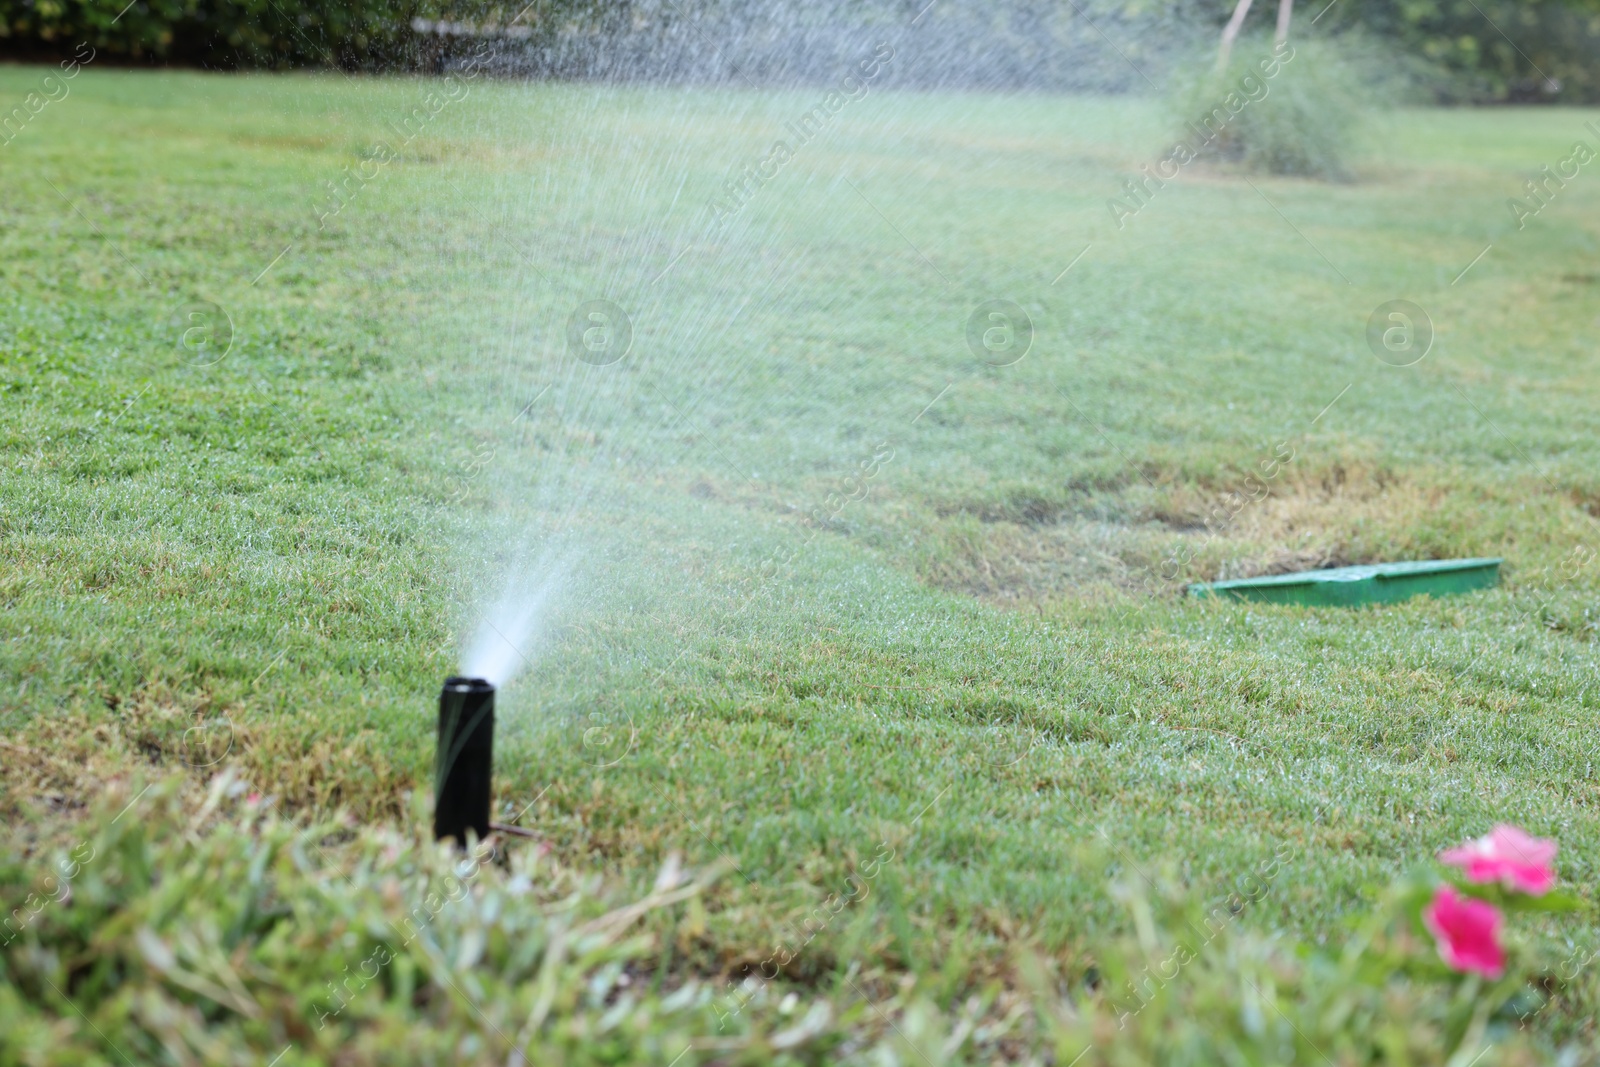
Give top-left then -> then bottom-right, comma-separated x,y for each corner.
434,676 -> 495,844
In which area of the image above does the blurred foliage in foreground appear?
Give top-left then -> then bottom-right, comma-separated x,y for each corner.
1,0 -> 1600,101
0,774 -> 1591,1065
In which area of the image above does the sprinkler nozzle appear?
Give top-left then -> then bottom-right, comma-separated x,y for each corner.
434,676 -> 494,845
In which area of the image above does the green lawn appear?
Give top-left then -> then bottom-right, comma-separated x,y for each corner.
3,64 -> 1600,1062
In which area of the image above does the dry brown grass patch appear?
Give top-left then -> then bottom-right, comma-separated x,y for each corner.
910,462 -> 1550,608
1,689 -> 417,826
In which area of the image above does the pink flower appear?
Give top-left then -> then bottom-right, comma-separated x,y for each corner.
1423,885 -> 1506,979
1439,825 -> 1558,895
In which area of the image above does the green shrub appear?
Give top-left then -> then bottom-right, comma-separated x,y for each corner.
1169,37 -> 1369,180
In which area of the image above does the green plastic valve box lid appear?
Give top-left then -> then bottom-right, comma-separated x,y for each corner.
1187,557 -> 1501,608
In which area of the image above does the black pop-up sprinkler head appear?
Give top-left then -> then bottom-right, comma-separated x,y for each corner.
434,676 -> 494,845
